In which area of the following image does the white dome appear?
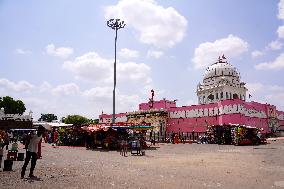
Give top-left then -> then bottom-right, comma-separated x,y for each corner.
196,56 -> 247,105
202,58 -> 241,87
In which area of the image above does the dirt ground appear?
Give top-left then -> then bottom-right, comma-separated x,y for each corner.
0,140 -> 284,189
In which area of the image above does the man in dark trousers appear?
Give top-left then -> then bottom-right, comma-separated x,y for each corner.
21,126 -> 44,179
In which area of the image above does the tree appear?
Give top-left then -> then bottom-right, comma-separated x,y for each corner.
15,100 -> 26,115
38,114 -> 58,122
63,115 -> 89,125
0,96 -> 26,115
89,119 -> 99,124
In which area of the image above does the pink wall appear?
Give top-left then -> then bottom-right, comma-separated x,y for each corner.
99,112 -> 127,119
166,99 -> 282,134
139,99 -> 176,110
99,98 -> 284,134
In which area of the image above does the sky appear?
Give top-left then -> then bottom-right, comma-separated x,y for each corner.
1,0 -> 284,120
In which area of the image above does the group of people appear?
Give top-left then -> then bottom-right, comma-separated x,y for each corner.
84,128 -> 148,156
0,130 -> 14,169
0,127 -> 44,179
85,128 -> 128,150
168,132 -> 189,144
43,128 -> 86,147
1,126 -> 151,178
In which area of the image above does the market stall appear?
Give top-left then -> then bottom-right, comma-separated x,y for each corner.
81,123 -> 153,150
200,124 -> 265,145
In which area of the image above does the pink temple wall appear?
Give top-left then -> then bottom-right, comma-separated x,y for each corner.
166,99 -> 281,134
139,100 -> 176,110
98,98 -> 284,134
99,113 -> 127,120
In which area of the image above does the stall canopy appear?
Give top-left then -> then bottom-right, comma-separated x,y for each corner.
127,125 -> 153,131
82,124 -> 153,132
34,122 -> 73,130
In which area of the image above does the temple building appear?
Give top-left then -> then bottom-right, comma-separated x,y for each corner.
99,56 -> 284,135
197,55 -> 247,104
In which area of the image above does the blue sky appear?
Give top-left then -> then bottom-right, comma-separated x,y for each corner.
1,0 -> 284,120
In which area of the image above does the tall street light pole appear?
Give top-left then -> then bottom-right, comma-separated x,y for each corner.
107,19 -> 126,125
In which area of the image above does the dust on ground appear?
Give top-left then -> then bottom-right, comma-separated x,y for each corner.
1,140 -> 284,189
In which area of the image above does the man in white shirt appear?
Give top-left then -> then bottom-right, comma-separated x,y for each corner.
21,126 -> 44,178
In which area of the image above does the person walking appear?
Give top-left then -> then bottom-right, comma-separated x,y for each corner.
0,141 -> 3,169
21,126 -> 44,179
4,132 -> 9,150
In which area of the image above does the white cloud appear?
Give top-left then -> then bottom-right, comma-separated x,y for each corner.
0,77 -> 151,119
192,34 -> 249,69
40,82 -> 80,96
147,50 -> 164,59
39,81 -> 52,92
22,97 -> 49,117
83,87 -> 113,99
63,51 -> 152,85
117,93 -> 143,112
251,41 -> 282,59
278,0 -> 284,20
82,87 -> 143,113
244,82 -> 284,111
23,97 -> 47,107
118,61 -> 152,84
63,52 -> 113,83
268,85 -> 284,92
185,99 -> 195,106
255,53 -> 284,70
105,0 -> 187,48
15,48 -> 32,55
265,93 -> 284,111
118,48 -> 140,59
246,83 -> 264,95
277,25 -> 284,39
52,83 -> 80,96
268,40 -> 283,50
251,50 -> 265,58
46,44 -> 74,59
0,78 -> 34,93
251,40 -> 282,59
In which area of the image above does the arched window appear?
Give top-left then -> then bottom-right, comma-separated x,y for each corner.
208,94 -> 214,101
233,93 -> 239,99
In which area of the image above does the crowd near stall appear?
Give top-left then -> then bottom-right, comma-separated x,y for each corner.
0,121 -> 156,171
0,114 -> 273,173
197,124 -> 266,145
82,123 -> 153,153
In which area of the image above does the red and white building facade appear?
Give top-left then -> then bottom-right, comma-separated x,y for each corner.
99,57 -> 284,135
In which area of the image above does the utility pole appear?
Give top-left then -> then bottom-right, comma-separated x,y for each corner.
107,19 -> 126,125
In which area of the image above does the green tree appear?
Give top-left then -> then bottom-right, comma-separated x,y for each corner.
0,96 -> 26,115
38,113 -> 58,122
88,119 -> 99,124
15,100 -> 26,115
63,115 -> 89,125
